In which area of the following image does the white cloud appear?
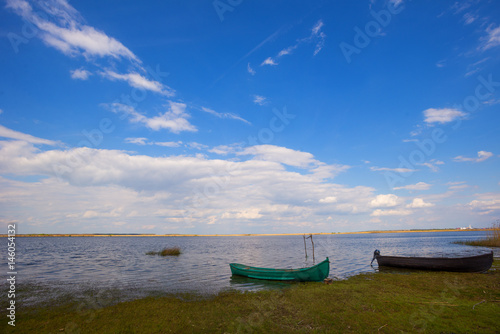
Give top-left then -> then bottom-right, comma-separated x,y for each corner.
141,225 -> 156,230
0,140 -> 353,199
423,108 -> 467,125
450,184 -> 469,190
70,68 -> 91,80
45,25 -> 138,60
221,208 -> 262,220
0,125 -> 58,146
394,182 -> 431,191
104,101 -> 197,133
319,196 -> 337,203
446,181 -> 465,186
261,57 -> 278,66
187,142 -> 208,150
0,139 -> 376,233
446,181 -> 469,190
125,137 -> 148,145
237,145 -> 348,181
389,0 -> 404,6
101,70 -> 174,96
465,58 -> 489,77
371,209 -> 412,216
0,109 -> 3,114
419,159 -> 444,172
0,140 -> 214,189
481,25 -> 500,51
5,132 -> 493,233
277,45 -> 298,57
208,144 -> 242,155
6,0 -> 139,62
483,98 -> 500,106
155,141 -> 182,148
311,20 -> 326,56
462,12 -> 476,25
370,194 -> 401,208
370,167 -> 417,173
312,20 -> 324,35
453,151 -> 493,163
124,137 -> 182,147
410,125 -> 424,137
239,145 -> 316,169
436,60 -> 446,68
102,101 -> 198,133
469,193 -> 500,215
310,163 -> 349,180
6,1 -> 174,95
82,209 -> 121,218
0,176 -> 152,233
253,95 -> 268,106
406,198 -> 434,208
465,68 -> 480,77
261,19 -> 326,66
201,107 -> 250,125
247,63 -> 256,75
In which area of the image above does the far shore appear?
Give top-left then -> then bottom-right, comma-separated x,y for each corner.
1,227 -> 495,238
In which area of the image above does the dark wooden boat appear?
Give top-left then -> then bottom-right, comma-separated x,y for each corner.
230,258 -> 329,281
371,250 -> 493,273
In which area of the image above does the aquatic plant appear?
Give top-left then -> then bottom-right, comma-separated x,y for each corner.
146,247 -> 181,256
160,247 -> 181,256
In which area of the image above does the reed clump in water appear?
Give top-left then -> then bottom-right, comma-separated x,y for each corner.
454,220 -> 500,247
146,247 -> 181,256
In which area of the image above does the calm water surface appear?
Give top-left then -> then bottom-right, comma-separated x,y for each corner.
6,231 -> 497,307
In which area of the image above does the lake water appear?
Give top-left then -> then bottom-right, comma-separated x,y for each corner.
5,231 -> 497,307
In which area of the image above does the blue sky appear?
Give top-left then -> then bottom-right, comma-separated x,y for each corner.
0,0 -> 499,234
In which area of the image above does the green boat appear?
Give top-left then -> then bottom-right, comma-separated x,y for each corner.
229,258 -> 330,282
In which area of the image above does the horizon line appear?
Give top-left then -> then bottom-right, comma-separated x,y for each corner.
3,227 -> 493,237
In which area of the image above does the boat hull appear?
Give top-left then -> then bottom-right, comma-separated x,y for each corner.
230,258 -> 330,282
374,252 -> 493,273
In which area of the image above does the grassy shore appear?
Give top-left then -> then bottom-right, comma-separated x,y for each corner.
454,238 -> 500,248
4,259 -> 499,333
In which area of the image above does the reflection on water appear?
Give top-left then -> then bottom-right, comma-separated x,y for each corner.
5,231 -> 497,307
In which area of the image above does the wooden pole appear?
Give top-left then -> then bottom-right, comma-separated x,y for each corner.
310,234 -> 315,261
303,235 -> 308,258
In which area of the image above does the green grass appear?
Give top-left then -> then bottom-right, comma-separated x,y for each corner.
454,221 -> 500,247
454,239 -> 500,247
4,259 -> 499,333
145,247 -> 181,256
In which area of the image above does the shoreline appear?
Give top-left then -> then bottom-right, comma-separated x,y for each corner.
2,228 -> 493,238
